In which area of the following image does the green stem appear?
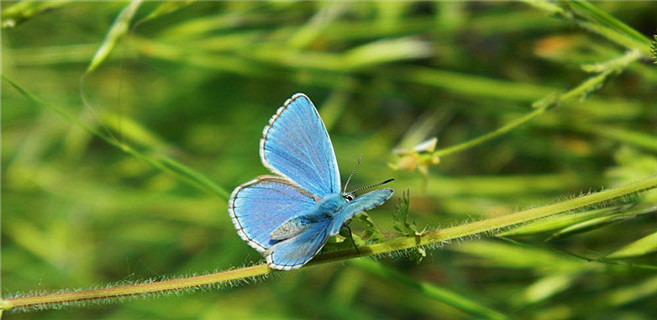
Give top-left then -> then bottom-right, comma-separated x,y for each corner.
4,175 -> 656,312
433,102 -> 550,158
2,265 -> 272,311
432,49 -> 642,159
317,175 -> 657,261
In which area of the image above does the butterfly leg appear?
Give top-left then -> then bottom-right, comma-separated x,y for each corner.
340,224 -> 360,254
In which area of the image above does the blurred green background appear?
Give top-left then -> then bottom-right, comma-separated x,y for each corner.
2,1 -> 657,319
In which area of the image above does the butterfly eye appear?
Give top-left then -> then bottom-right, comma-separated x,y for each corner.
344,194 -> 355,202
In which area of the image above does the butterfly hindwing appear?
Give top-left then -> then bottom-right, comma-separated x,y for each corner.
228,176 -> 317,252
260,93 -> 341,197
265,217 -> 332,270
267,189 -> 393,270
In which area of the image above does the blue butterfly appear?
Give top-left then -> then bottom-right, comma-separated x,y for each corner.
228,93 -> 394,270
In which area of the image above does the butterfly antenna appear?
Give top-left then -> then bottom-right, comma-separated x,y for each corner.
343,154 -> 363,193
350,178 -> 394,194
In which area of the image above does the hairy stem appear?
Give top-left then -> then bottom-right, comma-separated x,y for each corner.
4,175 -> 657,312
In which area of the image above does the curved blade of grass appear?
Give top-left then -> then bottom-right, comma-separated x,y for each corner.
567,1 -> 653,52
548,215 -> 629,241
526,0 -> 652,56
499,207 -> 617,237
454,241 -> 584,272
98,111 -> 171,151
287,2 -> 346,49
605,231 -> 657,259
2,75 -> 229,200
549,204 -> 657,240
1,0 -> 72,28
9,43 -> 132,66
87,0 -> 142,73
140,0 -> 196,23
344,37 -> 433,70
397,66 -> 557,102
244,37 -> 433,72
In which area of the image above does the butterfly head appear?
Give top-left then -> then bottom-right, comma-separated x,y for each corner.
342,178 -> 394,201
342,192 -> 356,202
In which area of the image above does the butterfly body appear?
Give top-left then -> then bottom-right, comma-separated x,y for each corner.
228,93 -> 393,270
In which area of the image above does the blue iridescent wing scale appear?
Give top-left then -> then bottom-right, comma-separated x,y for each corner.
260,93 -> 340,197
228,175 -> 317,252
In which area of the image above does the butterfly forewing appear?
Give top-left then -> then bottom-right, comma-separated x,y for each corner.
260,93 -> 341,197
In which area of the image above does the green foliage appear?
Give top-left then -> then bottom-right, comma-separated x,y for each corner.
606,230 -> 657,259
86,1 -> 142,73
357,212 -> 386,244
2,1 -> 657,319
0,0 -> 72,28
392,190 -> 423,237
390,190 -> 426,263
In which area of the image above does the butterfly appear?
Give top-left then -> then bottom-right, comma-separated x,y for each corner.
228,93 -> 394,270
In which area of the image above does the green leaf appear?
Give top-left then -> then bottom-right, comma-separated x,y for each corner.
87,0 -> 142,73
1,0 -> 72,28
499,207 -> 615,237
390,190 -> 426,263
567,1 -> 653,53
357,212 -> 386,243
606,231 -> 657,259
1,75 -> 229,200
522,273 -> 576,304
141,0 -> 196,22
392,189 -> 421,236
548,204 -> 656,240
455,241 -> 583,272
548,214 -> 630,240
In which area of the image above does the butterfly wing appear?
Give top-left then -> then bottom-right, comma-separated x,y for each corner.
329,188 -> 394,235
260,93 -> 341,197
265,217 -> 332,270
228,176 -> 317,252
266,188 -> 393,270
